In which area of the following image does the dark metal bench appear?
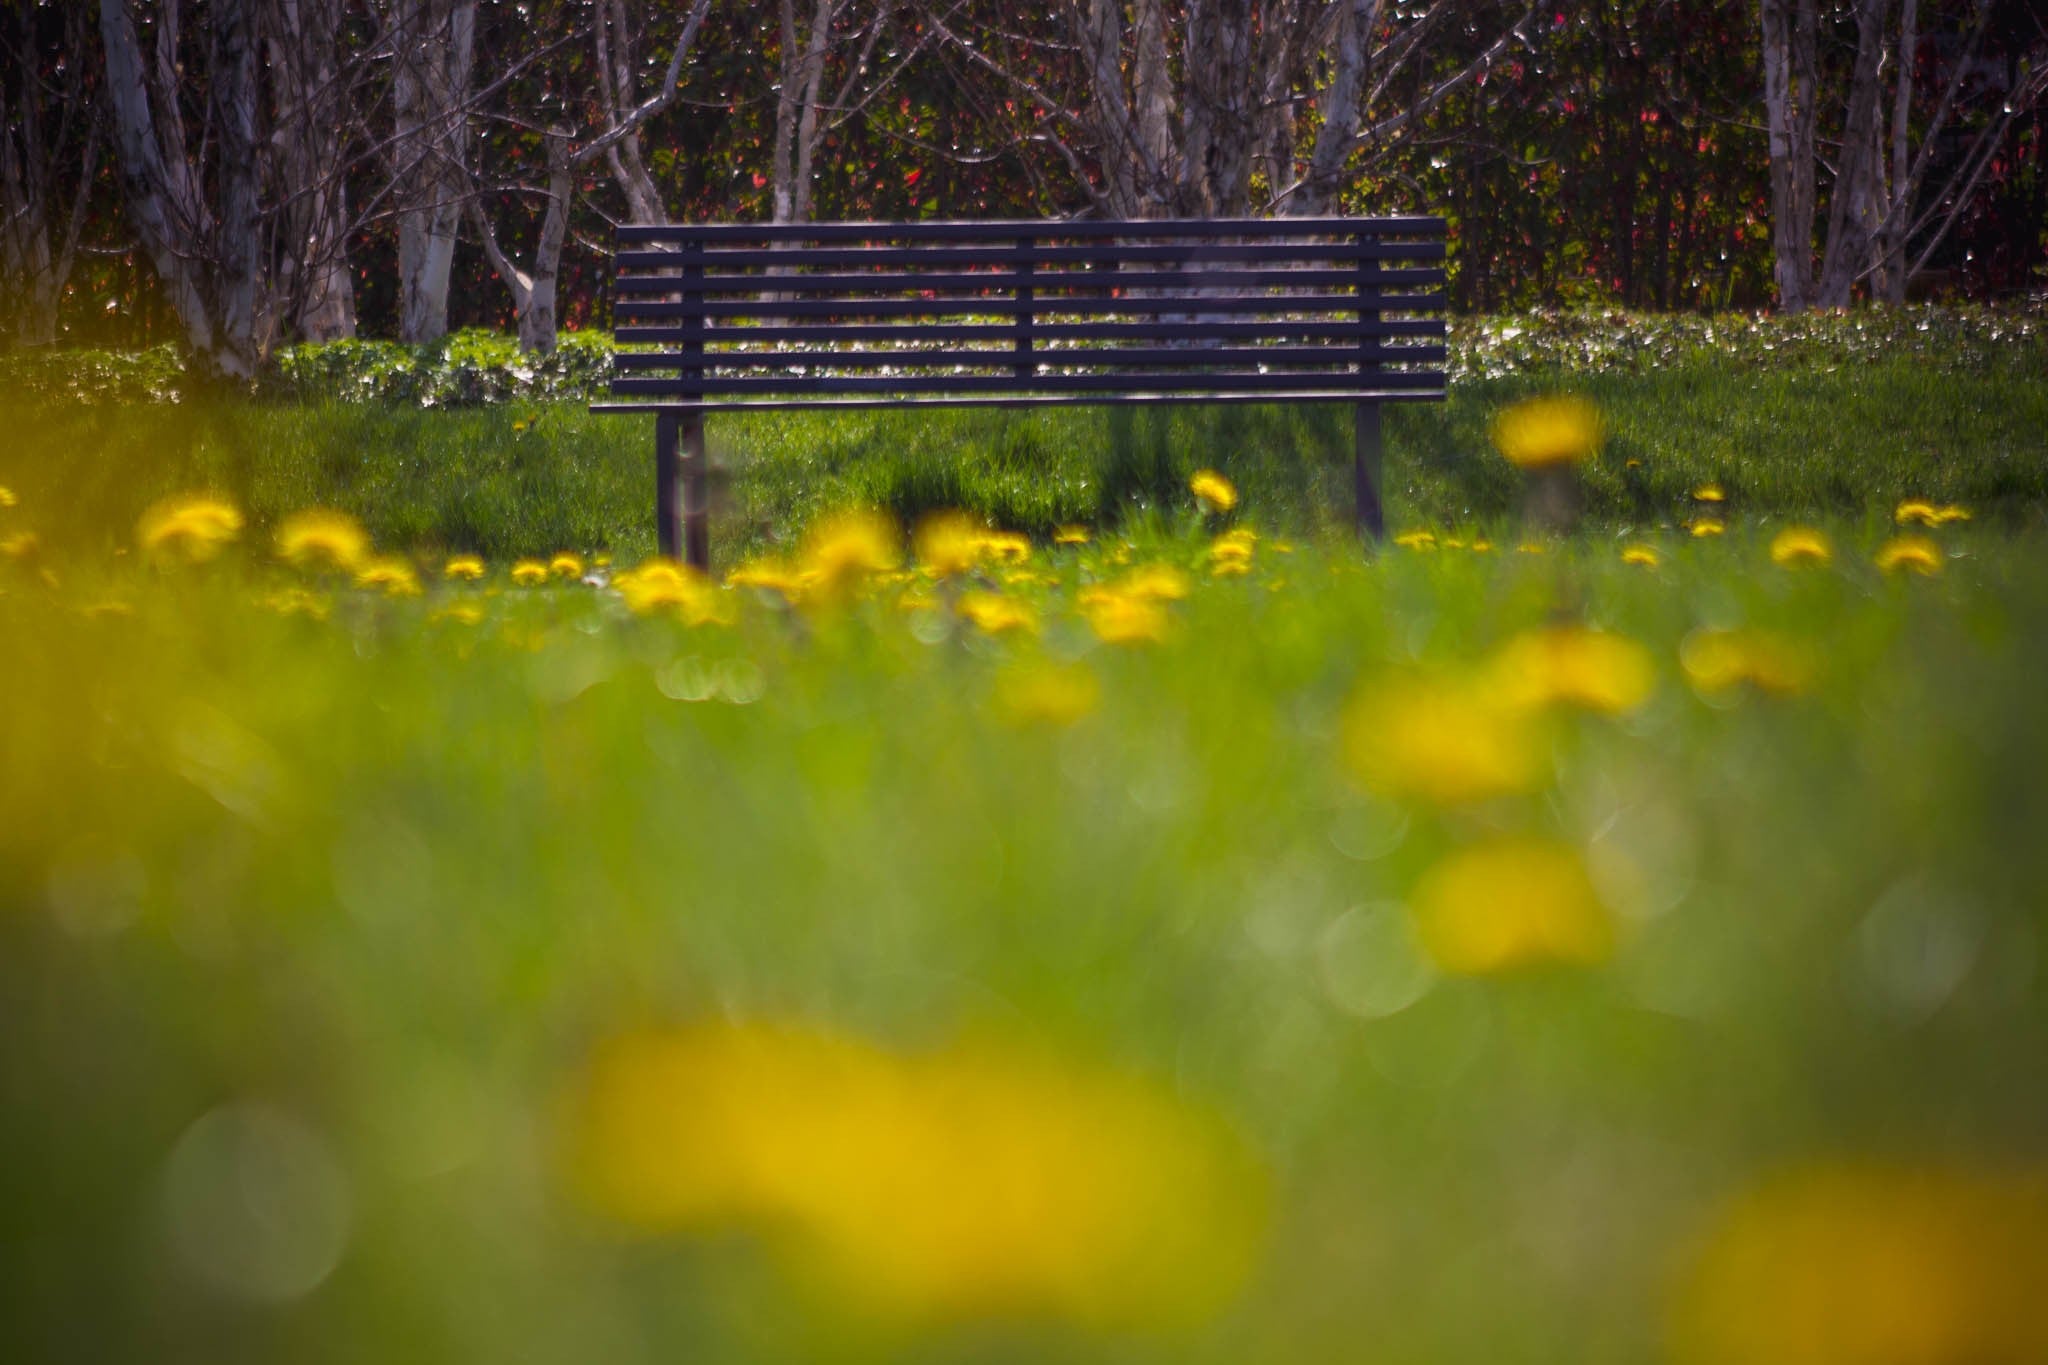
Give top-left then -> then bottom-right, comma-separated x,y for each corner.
594,217 -> 1448,569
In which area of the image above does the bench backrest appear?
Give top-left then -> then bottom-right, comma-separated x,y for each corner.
605,217 -> 1447,412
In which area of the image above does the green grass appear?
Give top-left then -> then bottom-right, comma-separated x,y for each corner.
4,313 -> 2045,566
3,314 -> 2048,1362
4,512 -> 2048,1363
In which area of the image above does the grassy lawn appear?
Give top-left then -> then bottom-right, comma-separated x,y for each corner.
3,313 -> 2047,1363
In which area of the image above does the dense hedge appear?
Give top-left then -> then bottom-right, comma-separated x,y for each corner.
4,303 -> 2043,409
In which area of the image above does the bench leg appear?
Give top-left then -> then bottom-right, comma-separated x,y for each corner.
655,412 -> 682,561
681,413 -> 710,572
1353,402 -> 1385,541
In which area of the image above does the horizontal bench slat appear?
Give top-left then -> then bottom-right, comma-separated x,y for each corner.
614,318 -> 1445,345
592,389 -> 1446,414
610,371 -> 1446,398
613,240 -> 1447,271
613,216 -> 1448,245
611,344 -> 1447,372
613,266 -> 1439,296
614,290 -> 1445,321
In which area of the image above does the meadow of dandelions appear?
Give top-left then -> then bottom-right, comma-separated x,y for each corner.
1,410 -> 2045,1365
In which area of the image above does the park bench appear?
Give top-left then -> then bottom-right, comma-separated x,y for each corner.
594,217 -> 1448,569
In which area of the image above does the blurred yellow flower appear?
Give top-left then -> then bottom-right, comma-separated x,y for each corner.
1393,530 -> 1437,551
1190,469 -> 1238,514
993,661 -> 1101,727
958,590 -> 1037,635
1621,544 -> 1662,568
1115,562 -> 1190,601
1490,394 -> 1602,470
2,530 -> 41,561
549,552 -> 585,580
1053,524 -> 1091,546
1081,589 -> 1171,645
0,485 -> 16,507
138,493 -> 244,564
443,554 -> 486,581
1208,528 -> 1256,563
355,556 -> 422,596
1671,1164 -> 2048,1365
260,586 -> 329,620
1486,626 -> 1656,714
800,508 -> 900,604
567,1021 -> 1265,1328
1693,483 -> 1726,503
432,600 -> 485,626
1341,676 -> 1543,806
1770,526 -> 1833,567
276,509 -> 369,573
1516,541 -> 1548,555
1689,519 -> 1725,538
983,530 -> 1032,565
1407,837 -> 1613,974
616,558 -> 731,625
727,558 -> 805,597
1895,498 -> 1969,528
1876,534 -> 1943,576
1679,628 -> 1814,696
915,510 -> 994,577
510,558 -> 549,586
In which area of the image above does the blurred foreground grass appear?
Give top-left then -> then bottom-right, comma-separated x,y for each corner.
4,476 -> 2047,1363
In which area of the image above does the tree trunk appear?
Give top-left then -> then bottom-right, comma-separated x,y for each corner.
99,0 -> 242,372
269,0 -> 358,341
1815,0 -> 1891,308
1762,0 -> 1819,311
387,0 -> 474,344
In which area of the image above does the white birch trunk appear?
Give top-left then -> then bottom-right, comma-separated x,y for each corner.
388,0 -> 474,345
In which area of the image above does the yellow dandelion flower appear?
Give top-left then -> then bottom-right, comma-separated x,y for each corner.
1894,498 -> 1941,527
1190,468 -> 1238,514
800,507 -> 900,604
1340,677 -> 1544,806
957,590 -> 1037,635
1207,529 -> 1256,569
1490,394 -> 1602,470
354,556 -> 422,596
1680,628 -> 1815,696
137,493 -> 243,564
1931,503 -> 1972,525
982,530 -> 1032,565
1769,526 -> 1833,567
1114,562 -> 1190,602
1393,530 -> 1437,551
1469,538 -> 1494,553
1621,544 -> 1662,568
1693,483 -> 1727,503
260,586 -> 329,620
276,508 -> 369,573
444,554 -> 487,580
566,1021 -> 1265,1329
1407,837 -> 1614,975
915,510 -> 994,577
616,558 -> 731,625
992,661 -> 1101,727
1209,559 -> 1251,577
510,558 -> 550,586
1081,589 -> 1172,645
1876,534 -> 1943,576
0,485 -> 17,507
1689,519 -> 1725,538
550,552 -> 585,580
726,559 -> 806,598
1486,626 -> 1656,714
1053,524 -> 1091,546
1671,1164 -> 2048,1365
432,601 -> 485,626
